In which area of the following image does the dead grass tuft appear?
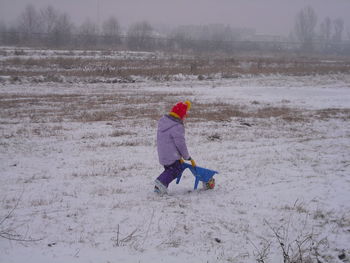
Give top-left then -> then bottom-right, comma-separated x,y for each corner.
314,108 -> 350,120
189,101 -> 304,123
110,130 -> 134,137
207,133 -> 222,141
189,102 -> 248,122
255,107 -> 305,122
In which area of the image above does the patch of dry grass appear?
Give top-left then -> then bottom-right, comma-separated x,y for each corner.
1,55 -> 350,81
314,108 -> 350,120
1,87 -> 348,137
189,101 -> 305,123
0,91 -> 192,126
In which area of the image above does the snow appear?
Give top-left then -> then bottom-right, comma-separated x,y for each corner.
1,70 -> 350,262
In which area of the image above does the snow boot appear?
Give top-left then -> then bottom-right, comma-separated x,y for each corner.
154,179 -> 168,195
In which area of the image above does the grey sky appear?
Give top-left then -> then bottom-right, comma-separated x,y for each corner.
1,0 -> 350,36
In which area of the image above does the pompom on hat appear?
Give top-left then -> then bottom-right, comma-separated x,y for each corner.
169,101 -> 191,120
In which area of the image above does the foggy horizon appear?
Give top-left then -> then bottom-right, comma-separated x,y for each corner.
1,0 -> 350,36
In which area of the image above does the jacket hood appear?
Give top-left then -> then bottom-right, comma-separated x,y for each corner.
158,115 -> 183,132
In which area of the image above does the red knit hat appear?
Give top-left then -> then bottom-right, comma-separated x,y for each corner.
170,101 -> 191,120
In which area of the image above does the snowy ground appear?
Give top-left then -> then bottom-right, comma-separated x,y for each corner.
0,73 -> 350,263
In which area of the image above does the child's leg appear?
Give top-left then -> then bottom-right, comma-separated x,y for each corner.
156,160 -> 184,188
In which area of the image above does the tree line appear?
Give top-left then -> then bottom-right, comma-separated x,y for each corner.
293,6 -> 348,53
0,4 -> 349,55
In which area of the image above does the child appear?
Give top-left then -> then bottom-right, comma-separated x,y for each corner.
154,101 -> 196,194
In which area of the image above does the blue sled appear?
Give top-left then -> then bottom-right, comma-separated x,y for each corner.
176,163 -> 218,190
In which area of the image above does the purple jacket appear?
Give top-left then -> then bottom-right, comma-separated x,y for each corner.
157,115 -> 190,165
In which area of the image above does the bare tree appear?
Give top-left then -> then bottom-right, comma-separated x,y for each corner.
78,19 -> 100,47
319,17 -> 332,52
102,16 -> 121,46
170,25 -> 195,51
201,24 -> 236,52
332,18 -> 344,43
40,5 -> 59,46
0,21 -> 6,45
79,18 -> 99,36
17,4 -> 42,44
294,6 -> 317,51
40,6 -> 58,35
127,21 -> 154,51
52,13 -> 74,47
320,17 -> 332,42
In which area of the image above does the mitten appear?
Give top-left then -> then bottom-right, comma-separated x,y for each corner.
188,158 -> 196,167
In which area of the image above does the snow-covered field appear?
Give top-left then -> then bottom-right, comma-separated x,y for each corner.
1,71 -> 350,262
